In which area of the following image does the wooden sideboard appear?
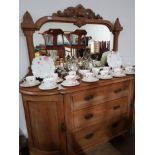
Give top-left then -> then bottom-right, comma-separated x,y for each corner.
20,75 -> 135,155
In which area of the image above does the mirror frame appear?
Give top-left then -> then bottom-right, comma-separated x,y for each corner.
21,4 -> 123,64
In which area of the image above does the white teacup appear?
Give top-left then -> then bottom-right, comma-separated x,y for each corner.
113,67 -> 123,75
65,75 -> 76,83
69,71 -> 76,76
79,69 -> 90,75
43,77 -> 57,87
50,73 -> 58,81
125,66 -> 133,72
26,76 -> 36,84
103,66 -> 110,71
100,70 -> 109,77
92,67 -> 100,76
85,72 -> 94,79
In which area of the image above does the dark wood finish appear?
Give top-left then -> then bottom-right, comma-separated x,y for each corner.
113,18 -> 123,51
21,4 -> 123,66
20,75 -> 134,155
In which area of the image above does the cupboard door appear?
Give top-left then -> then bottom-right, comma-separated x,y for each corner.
23,95 -> 66,155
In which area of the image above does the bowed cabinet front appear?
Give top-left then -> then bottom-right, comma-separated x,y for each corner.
22,94 -> 67,155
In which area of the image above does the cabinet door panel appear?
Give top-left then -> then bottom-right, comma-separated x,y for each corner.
23,95 -> 66,154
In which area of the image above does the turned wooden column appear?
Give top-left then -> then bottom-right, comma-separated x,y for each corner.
21,11 -> 36,64
113,18 -> 123,51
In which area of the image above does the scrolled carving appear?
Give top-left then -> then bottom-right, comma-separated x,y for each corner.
52,4 -> 103,20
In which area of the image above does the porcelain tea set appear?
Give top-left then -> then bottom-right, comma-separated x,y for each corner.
20,55 -> 135,90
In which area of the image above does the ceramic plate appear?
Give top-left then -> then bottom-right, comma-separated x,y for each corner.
107,51 -> 122,68
38,83 -> 58,90
61,80 -> 80,87
82,78 -> 99,83
97,75 -> 113,80
20,80 -> 40,87
31,56 -> 55,78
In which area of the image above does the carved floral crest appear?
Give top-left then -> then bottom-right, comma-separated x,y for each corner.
52,4 -> 103,20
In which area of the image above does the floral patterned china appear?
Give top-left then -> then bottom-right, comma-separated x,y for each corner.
20,76 -> 40,87
31,56 -> 55,78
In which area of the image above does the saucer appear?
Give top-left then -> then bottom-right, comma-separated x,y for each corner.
124,70 -> 135,75
20,80 -> 40,87
82,77 -> 99,83
61,80 -> 80,87
64,75 -> 80,80
38,83 -> 58,90
113,73 -> 126,77
97,75 -> 113,80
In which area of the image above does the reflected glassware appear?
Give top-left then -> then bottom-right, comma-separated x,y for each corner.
80,48 -> 93,70
69,55 -> 78,71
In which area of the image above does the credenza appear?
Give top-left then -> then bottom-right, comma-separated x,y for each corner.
20,75 -> 134,155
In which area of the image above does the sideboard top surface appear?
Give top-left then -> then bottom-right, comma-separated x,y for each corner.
19,75 -> 134,96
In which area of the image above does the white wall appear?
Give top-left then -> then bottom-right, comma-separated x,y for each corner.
19,0 -> 135,136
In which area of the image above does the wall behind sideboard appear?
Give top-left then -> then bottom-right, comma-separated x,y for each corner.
19,0 -> 135,136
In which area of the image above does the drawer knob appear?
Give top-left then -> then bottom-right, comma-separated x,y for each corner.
113,105 -> 121,110
112,122 -> 119,128
85,133 -> 94,139
84,95 -> 94,101
114,88 -> 123,93
84,113 -> 94,120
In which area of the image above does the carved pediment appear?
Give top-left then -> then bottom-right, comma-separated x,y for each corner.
52,4 -> 103,20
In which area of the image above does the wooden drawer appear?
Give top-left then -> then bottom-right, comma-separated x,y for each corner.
71,81 -> 129,111
72,117 -> 128,152
73,97 -> 128,129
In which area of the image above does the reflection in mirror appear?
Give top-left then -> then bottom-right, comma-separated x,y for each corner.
33,22 -> 113,61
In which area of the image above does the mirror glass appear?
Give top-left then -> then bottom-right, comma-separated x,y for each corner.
33,22 -> 113,59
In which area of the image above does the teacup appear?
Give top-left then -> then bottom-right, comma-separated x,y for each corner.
50,73 -> 58,81
69,71 -> 76,76
113,67 -> 123,75
125,66 -> 133,73
85,72 -> 94,80
79,69 -> 90,75
103,66 -> 110,71
43,77 -> 57,87
26,76 -> 36,84
65,75 -> 76,83
100,70 -> 109,77
92,67 -> 100,76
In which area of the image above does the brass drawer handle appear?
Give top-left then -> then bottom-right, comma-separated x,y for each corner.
84,113 -> 94,120
113,105 -> 121,110
85,133 -> 94,139
84,95 -> 94,101
114,88 -> 123,93
112,122 -> 119,128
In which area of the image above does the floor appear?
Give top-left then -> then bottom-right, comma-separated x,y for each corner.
20,130 -> 134,155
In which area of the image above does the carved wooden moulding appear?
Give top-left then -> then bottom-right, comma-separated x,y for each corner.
52,4 -> 103,20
